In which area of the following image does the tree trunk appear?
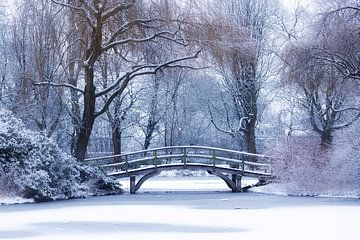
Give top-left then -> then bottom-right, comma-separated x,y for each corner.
74,66 -> 96,161
144,128 -> 154,150
246,126 -> 257,154
68,64 -> 81,155
321,129 -> 333,148
245,123 -> 258,168
143,77 -> 160,150
112,126 -> 122,163
243,62 -> 258,162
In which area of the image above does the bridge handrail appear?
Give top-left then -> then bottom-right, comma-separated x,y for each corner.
100,153 -> 271,169
84,145 -> 272,163
109,163 -> 272,177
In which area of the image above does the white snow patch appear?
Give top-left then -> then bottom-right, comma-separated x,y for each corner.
0,196 -> 34,205
250,182 -> 360,199
158,169 -> 208,177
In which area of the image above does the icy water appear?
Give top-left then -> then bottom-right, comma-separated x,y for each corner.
1,176 -> 359,240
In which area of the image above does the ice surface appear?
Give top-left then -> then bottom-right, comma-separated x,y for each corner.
0,176 -> 359,240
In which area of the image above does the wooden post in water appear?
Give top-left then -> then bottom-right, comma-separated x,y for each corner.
130,175 -> 136,194
232,174 -> 242,192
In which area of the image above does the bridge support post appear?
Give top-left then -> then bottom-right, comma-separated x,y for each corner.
232,174 -> 242,192
259,177 -> 266,184
130,175 -> 136,194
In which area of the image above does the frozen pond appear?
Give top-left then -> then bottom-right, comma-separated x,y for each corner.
1,176 -> 359,240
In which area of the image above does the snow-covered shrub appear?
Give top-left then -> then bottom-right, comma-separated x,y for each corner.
0,109 -> 122,201
269,136 -> 360,197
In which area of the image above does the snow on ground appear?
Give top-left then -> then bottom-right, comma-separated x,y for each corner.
1,176 -> 359,240
251,182 -> 360,199
0,196 -> 34,205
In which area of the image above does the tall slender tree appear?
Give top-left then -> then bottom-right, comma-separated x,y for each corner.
197,0 -> 277,156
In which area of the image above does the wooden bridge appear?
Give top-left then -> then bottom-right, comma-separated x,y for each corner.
85,146 -> 272,194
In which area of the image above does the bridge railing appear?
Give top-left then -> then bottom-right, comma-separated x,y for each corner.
84,146 -> 273,175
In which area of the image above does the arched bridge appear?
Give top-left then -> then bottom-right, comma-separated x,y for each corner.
85,146 -> 273,194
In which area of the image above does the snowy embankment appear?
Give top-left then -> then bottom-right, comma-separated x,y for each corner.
0,176 -> 359,240
0,196 -> 34,205
120,173 -> 360,199
250,182 -> 360,199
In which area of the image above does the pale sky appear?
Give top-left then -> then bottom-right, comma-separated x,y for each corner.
282,0 -> 316,12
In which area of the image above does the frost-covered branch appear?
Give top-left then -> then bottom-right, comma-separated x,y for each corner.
95,50 -> 202,117
96,49 -> 201,98
51,0 -> 83,11
102,0 -> 137,21
30,79 -> 84,94
103,30 -> 176,51
103,19 -> 154,48
332,112 -> 360,130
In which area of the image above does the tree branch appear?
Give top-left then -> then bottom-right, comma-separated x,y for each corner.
30,79 -> 84,94
96,49 -> 202,98
102,0 -> 137,21
51,0 -> 83,11
332,112 -> 360,130
102,30 -> 176,51
94,50 -> 202,117
103,19 -> 154,48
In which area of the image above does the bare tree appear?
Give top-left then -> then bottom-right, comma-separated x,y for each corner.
313,0 -> 360,80
283,43 -> 360,146
0,5 -> 9,103
38,0 -> 200,161
195,0 -> 277,156
99,53 -> 137,161
8,0 -> 65,137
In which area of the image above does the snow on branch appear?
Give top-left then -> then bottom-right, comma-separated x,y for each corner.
96,49 -> 202,98
30,79 -> 84,94
329,6 -> 360,14
102,30 -> 177,51
331,106 -> 360,113
208,103 -> 249,138
332,112 -> 360,131
51,0 -> 83,12
103,19 -> 154,47
94,50 -> 202,117
102,0 -> 137,21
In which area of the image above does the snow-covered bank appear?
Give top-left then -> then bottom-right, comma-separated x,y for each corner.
1,180 -> 359,240
2,175 -> 358,206
250,182 -> 360,199
120,175 -> 359,199
0,196 -> 34,205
